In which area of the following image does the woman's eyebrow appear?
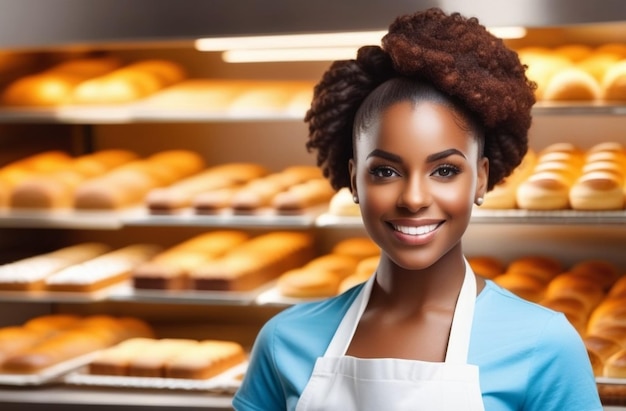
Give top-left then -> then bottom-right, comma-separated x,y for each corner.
426,148 -> 466,162
366,149 -> 402,163
366,148 -> 466,163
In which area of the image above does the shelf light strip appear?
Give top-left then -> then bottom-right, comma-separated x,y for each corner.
196,26 -> 525,63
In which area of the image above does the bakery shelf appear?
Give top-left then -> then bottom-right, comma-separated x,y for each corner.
0,385 -> 234,410
0,106 -> 307,124
532,102 -> 626,116
122,207 -> 322,229
0,209 -> 126,230
470,208 -> 626,225
108,283 -> 270,306
0,102 -> 625,125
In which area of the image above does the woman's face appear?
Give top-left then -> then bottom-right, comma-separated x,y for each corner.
349,101 -> 488,271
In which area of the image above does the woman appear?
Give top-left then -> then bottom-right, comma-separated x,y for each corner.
233,8 -> 601,410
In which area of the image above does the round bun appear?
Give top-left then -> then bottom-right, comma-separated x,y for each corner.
542,67 -> 601,101
493,272 -> 545,302
505,256 -> 562,283
331,237 -> 380,260
467,256 -> 504,279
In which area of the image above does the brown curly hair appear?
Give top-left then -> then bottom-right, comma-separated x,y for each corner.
304,8 -> 536,191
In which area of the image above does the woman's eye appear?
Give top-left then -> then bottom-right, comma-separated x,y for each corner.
433,165 -> 460,178
370,166 -> 398,178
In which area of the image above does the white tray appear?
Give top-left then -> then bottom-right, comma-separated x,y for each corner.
0,351 -> 100,386
64,361 -> 247,393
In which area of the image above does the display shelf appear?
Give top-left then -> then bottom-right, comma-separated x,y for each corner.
470,208 -> 626,225
2,207 -> 626,230
0,385 -> 234,410
123,207 -> 323,229
0,209 -> 127,230
0,102 -> 626,125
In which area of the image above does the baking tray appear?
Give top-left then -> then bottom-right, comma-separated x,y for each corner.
0,352 -> 100,386
64,361 -> 247,393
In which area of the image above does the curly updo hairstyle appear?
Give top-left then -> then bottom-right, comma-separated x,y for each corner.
304,8 -> 536,191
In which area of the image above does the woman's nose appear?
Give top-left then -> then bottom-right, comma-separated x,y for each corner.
397,174 -> 430,212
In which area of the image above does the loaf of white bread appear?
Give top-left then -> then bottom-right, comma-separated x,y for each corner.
0,243 -> 111,291
45,244 -> 161,292
0,314 -> 154,374
88,337 -> 246,379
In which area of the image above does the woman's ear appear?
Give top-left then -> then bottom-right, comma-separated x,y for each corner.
475,157 -> 489,205
349,158 -> 359,203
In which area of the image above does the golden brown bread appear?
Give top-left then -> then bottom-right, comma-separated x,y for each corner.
542,67 -> 602,101
493,272 -> 546,303
277,268 -> 343,298
70,59 -> 186,104
146,163 -> 268,212
165,340 -> 246,379
602,60 -> 626,101
1,56 -> 121,106
505,256 -> 562,283
74,150 -> 205,209
272,178 -> 335,213
132,230 -> 249,290
9,150 -> 138,209
331,237 -> 380,261
191,231 -> 315,291
467,256 -> 505,279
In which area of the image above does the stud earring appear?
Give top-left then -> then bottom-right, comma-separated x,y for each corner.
475,197 -> 484,206
353,195 -> 359,203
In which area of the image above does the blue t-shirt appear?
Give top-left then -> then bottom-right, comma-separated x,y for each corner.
233,280 -> 602,411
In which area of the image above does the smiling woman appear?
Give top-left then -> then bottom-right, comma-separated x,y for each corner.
233,7 -> 602,411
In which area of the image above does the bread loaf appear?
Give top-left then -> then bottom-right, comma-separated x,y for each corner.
147,163 -> 268,213
45,244 -> 161,292
1,314 -> 153,373
0,243 -> 110,291
70,59 -> 186,104
10,150 -> 138,209
132,230 -> 249,290
74,150 -> 205,209
272,178 -> 335,213
1,56 -> 121,106
602,60 -> 626,101
191,231 -> 314,291
542,67 -> 602,101
165,340 -> 246,379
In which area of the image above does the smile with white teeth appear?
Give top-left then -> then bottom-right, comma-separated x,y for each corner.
392,223 -> 439,236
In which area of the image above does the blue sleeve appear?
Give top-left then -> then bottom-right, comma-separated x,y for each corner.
524,313 -> 602,411
233,318 -> 286,411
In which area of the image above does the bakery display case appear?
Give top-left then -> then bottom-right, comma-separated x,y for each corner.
0,0 -> 626,409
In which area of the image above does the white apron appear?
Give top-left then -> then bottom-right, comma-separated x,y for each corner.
295,260 -> 485,411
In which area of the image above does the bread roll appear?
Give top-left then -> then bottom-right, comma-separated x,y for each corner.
602,60 -> 626,100
540,296 -> 588,334
493,272 -> 545,302
609,277 -> 626,299
545,272 -> 605,313
23,314 -> 82,332
0,327 -> 54,364
517,50 -> 571,100
585,335 -> 623,363
578,53 -> 622,84
191,232 -> 314,291
467,256 -> 504,279
331,237 -> 380,260
88,337 -> 155,376
604,349 -> 626,378
338,256 -> 380,293
542,67 -> 602,101
569,259 -> 621,291
277,254 -> 359,298
327,187 -> 361,216
570,169 -> 625,210
506,256 -> 562,283
482,149 -> 537,209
